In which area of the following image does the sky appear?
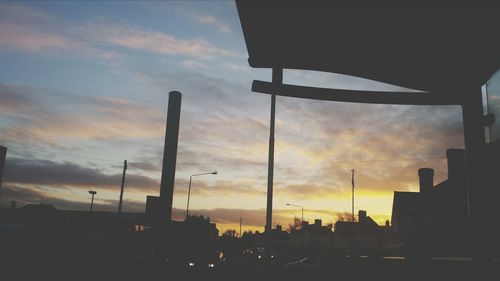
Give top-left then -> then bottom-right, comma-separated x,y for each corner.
0,1 -> 468,233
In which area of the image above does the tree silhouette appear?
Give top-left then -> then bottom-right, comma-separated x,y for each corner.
336,212 -> 356,222
223,229 -> 237,237
286,217 -> 303,232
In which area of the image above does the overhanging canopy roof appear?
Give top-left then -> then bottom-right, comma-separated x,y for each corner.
236,1 -> 500,101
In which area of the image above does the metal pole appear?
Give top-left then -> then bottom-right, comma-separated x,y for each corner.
266,93 -> 275,232
266,67 -> 282,232
351,169 -> 355,222
239,217 -> 242,237
185,171 -> 217,220
186,175 -> 193,219
90,193 -> 95,212
118,160 -> 127,214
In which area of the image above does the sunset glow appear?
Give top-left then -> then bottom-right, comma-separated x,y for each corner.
0,1 -> 465,233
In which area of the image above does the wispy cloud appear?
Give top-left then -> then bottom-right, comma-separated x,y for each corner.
181,59 -> 209,69
192,13 -> 232,33
0,23 -> 78,52
0,4 -> 121,61
0,83 -> 166,143
0,3 -> 238,61
223,63 -> 249,72
84,22 -> 238,59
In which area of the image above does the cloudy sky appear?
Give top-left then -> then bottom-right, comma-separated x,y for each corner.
0,1 -> 466,233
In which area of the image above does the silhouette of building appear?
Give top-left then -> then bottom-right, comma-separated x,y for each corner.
0,203 -> 220,267
302,219 -> 333,250
392,142 -> 500,256
0,203 -> 156,264
333,210 -> 386,254
262,224 -> 288,250
286,219 -> 333,253
180,215 -> 219,245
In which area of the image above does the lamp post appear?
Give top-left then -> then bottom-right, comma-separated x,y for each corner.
286,203 -> 304,225
351,169 -> 355,222
186,171 -> 217,219
88,190 -> 97,212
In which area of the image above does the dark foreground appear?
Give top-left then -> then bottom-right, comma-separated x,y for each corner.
3,255 -> 499,281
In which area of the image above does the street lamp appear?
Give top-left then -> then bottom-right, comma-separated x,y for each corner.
351,169 -> 355,222
186,171 -> 217,219
88,190 -> 97,212
286,203 -> 304,224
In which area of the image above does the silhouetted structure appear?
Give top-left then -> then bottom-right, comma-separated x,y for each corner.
0,204 -> 155,274
265,69 -> 280,233
392,143 -> 500,256
168,215 -> 219,260
334,210 -> 385,254
296,219 -> 333,251
118,160 -> 127,214
146,91 -> 182,220
88,190 -> 97,212
0,203 -> 221,279
266,224 -> 289,249
142,91 -> 183,264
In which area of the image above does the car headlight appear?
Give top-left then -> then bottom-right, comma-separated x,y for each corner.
258,255 -> 262,259
208,263 -> 215,268
189,262 -> 195,267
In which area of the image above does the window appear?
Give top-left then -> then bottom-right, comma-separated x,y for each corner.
484,69 -> 500,142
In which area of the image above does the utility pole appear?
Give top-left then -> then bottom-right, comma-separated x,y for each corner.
118,160 -> 127,214
351,169 -> 355,222
239,217 -> 242,237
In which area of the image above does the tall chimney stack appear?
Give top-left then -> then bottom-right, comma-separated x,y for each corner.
146,91 -> 182,220
358,210 -> 367,222
418,168 -> 434,193
160,91 -> 182,219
